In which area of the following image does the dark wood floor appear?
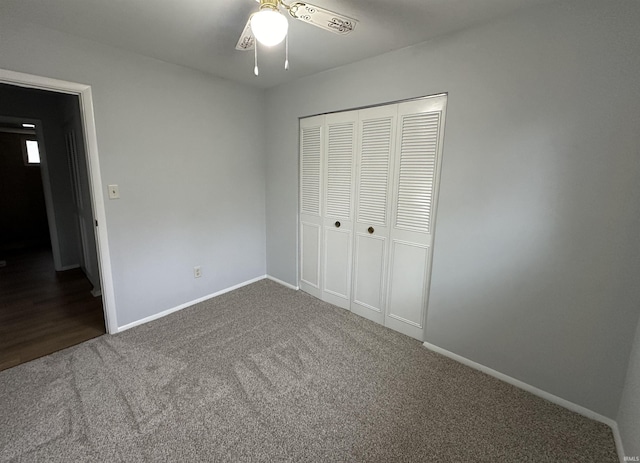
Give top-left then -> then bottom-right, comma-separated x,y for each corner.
0,247 -> 106,371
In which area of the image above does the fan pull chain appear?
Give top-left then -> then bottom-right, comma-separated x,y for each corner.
254,41 -> 259,76
284,34 -> 289,70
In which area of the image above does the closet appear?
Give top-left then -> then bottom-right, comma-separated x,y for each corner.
299,94 -> 447,341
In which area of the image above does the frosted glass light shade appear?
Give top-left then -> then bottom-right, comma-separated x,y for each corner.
251,9 -> 288,46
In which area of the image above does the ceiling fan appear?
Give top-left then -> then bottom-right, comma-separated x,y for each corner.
235,0 -> 358,75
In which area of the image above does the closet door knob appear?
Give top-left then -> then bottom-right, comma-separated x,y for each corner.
368,226 -> 374,234
335,221 -> 341,228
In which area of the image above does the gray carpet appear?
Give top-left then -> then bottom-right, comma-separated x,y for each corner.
0,280 -> 618,462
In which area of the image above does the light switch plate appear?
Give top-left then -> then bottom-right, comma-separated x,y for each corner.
108,184 -> 120,199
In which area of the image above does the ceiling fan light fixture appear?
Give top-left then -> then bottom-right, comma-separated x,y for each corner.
251,9 -> 288,47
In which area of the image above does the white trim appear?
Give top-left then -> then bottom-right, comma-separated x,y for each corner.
33,121 -> 62,270
0,69 -> 87,94
611,422 -> 626,463
116,275 -> 267,333
266,274 -> 299,290
422,341 -> 622,461
0,127 -> 36,135
78,86 -> 117,334
58,264 -> 80,271
0,68 -> 119,334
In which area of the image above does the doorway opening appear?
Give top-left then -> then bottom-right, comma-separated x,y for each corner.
0,71 -> 117,370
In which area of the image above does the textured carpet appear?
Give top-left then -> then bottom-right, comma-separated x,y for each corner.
0,280 -> 618,462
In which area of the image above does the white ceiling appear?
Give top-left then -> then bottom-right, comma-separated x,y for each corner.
0,0 -> 557,88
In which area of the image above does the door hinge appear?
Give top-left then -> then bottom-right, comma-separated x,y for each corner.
95,219 -> 98,227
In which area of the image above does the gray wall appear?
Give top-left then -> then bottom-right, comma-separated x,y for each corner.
618,316 -> 640,459
0,85 -> 81,268
264,0 -> 640,421
0,17 -> 267,327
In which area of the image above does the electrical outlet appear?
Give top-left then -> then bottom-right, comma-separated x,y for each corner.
194,266 -> 202,278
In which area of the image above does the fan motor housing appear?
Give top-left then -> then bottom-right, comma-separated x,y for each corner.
259,0 -> 280,10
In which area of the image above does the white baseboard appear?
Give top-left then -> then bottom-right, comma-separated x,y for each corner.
266,274 -> 299,291
117,275 -> 266,333
610,422 -> 626,463
422,341 -> 624,462
57,264 -> 80,271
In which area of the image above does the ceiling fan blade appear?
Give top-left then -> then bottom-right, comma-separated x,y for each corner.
235,17 -> 255,51
288,2 -> 357,35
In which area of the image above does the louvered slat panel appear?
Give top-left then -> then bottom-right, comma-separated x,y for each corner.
301,126 -> 321,215
357,117 -> 392,225
395,112 -> 441,233
326,123 -> 354,219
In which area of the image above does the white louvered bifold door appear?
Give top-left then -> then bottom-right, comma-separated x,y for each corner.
299,95 -> 447,341
299,115 -> 324,298
351,105 -> 398,325
321,111 -> 357,310
385,95 -> 447,340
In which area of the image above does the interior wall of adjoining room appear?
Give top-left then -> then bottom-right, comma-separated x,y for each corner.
0,131 -> 50,251
0,85 -> 81,268
0,17 -> 267,328
264,0 -> 640,423
58,94 -> 101,291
